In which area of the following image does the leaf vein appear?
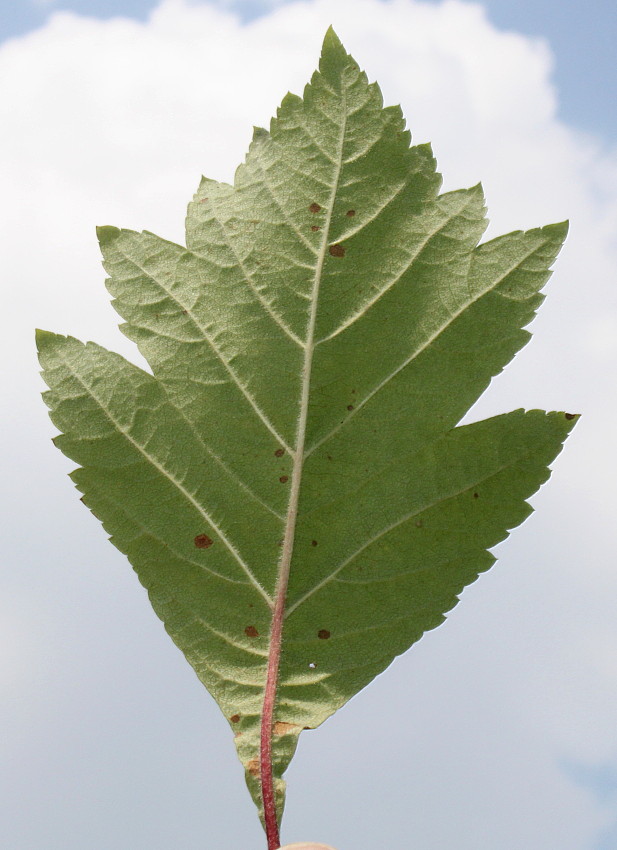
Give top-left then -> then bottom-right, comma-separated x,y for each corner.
195,205 -> 306,346
116,249 -> 294,454
315,192 -> 479,346
248,157 -> 320,256
56,346 -> 274,607
286,455 -> 519,615
307,237 -> 549,456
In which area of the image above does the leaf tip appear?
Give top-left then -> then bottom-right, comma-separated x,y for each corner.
543,219 -> 570,244
320,26 -> 348,67
96,225 -> 120,247
251,125 -> 269,143
35,328 -> 63,355
35,328 -> 53,349
323,25 -> 343,48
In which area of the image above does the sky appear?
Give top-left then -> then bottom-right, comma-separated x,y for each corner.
2,0 -> 617,142
1,1 -> 616,849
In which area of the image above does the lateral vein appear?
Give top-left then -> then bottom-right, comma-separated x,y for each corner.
56,347 -> 274,607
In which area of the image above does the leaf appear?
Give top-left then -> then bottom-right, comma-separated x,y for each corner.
37,28 -> 576,843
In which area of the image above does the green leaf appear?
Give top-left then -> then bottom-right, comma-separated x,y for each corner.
37,27 -> 576,839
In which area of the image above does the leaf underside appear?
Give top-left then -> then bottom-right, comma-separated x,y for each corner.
38,29 -> 576,830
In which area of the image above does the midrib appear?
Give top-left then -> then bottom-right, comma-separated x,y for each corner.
258,90 -> 348,848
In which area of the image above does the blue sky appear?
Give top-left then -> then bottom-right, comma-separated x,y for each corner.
2,0 -> 617,142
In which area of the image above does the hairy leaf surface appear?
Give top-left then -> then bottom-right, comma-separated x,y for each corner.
37,29 -> 576,831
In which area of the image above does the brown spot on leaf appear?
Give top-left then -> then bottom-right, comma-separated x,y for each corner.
309,202 -> 321,213
194,534 -> 213,549
245,625 -> 259,638
273,721 -> 301,736
347,404 -> 354,411
565,412 -> 577,420
311,225 -> 321,232
329,243 -> 345,258
318,629 -> 331,640
311,540 -> 318,547
247,758 -> 260,778
181,309 -> 188,315
346,209 -> 356,217
279,475 -> 289,483
274,448 -> 284,457
473,492 -> 479,499
230,714 -> 240,723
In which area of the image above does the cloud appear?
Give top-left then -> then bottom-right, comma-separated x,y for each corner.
1,1 -> 616,848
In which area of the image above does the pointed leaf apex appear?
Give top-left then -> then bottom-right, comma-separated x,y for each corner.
545,219 -> 570,238
323,26 -> 343,49
252,125 -> 268,141
35,328 -> 59,351
320,26 -> 348,69
96,225 -> 120,246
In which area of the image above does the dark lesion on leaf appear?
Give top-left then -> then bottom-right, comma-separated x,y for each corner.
245,625 -> 259,638
194,533 -> 213,548
346,209 -> 356,217
565,412 -> 577,420
274,448 -> 285,457
309,202 -> 322,213
279,475 -> 289,483
230,714 -> 240,723
317,629 -> 331,640
329,243 -> 345,258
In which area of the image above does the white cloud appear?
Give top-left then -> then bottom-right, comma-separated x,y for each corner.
1,1 -> 616,848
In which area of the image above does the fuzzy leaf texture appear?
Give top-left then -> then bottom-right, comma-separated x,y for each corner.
38,29 -> 576,835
